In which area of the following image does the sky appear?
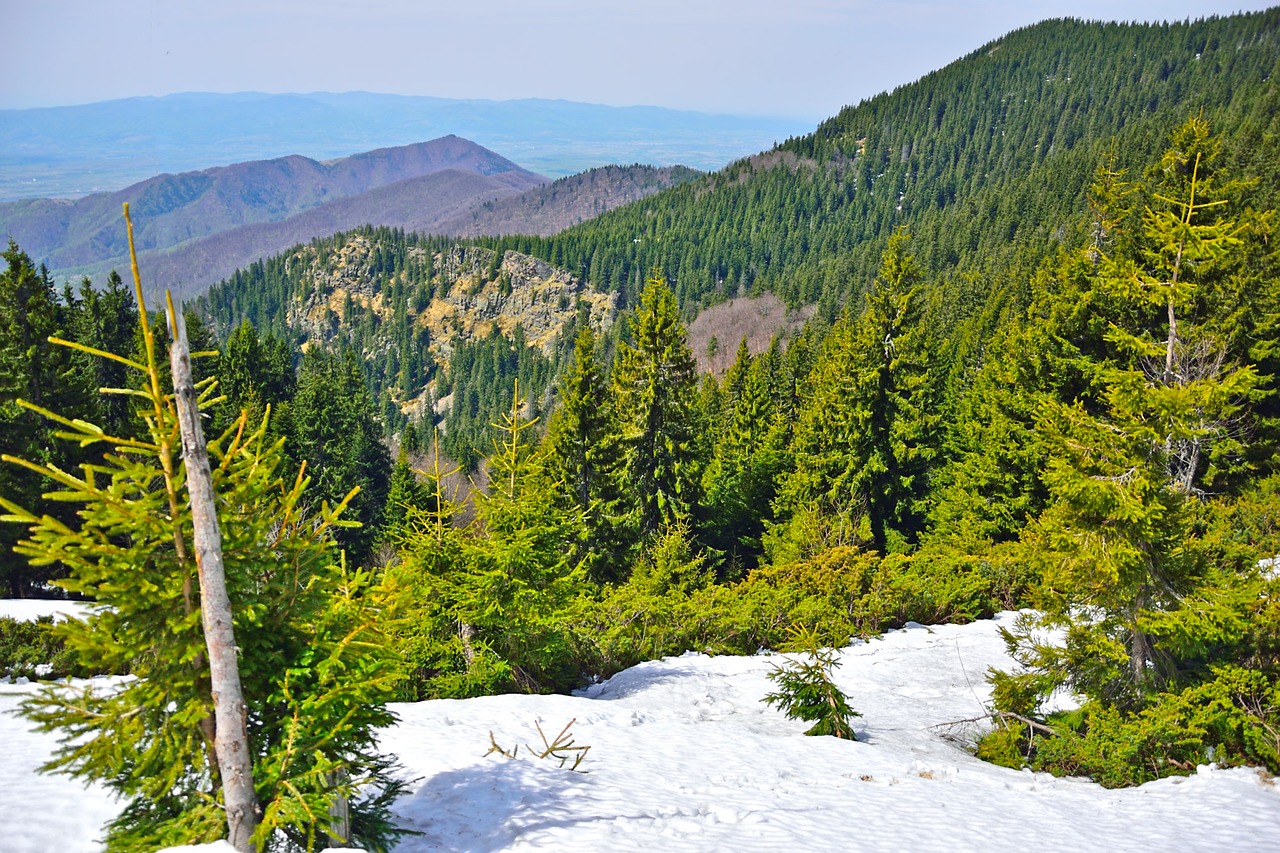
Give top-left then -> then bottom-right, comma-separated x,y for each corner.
2,1 -> 1276,120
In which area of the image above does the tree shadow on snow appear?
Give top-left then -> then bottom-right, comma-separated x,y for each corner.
578,663 -> 714,701
390,759 -> 644,852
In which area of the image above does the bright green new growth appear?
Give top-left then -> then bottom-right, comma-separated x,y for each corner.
980,117 -> 1280,784
0,230 -> 405,851
379,383 -> 586,699
764,625 -> 860,740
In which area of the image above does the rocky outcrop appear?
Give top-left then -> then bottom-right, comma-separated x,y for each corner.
284,235 -> 614,372
427,247 -> 614,361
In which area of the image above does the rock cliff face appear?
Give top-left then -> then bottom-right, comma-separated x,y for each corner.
282,234 -> 614,407
425,246 -> 615,359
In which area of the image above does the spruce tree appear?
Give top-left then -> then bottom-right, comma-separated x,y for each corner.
382,448 -> 433,545
1011,118 -> 1264,705
0,242 -> 87,595
701,343 -> 789,570
543,325 -> 634,583
774,233 -> 940,558
611,273 -> 703,537
288,347 -> 391,566
68,270 -> 140,441
381,386 -> 585,698
0,231 -> 405,850
214,320 -> 295,438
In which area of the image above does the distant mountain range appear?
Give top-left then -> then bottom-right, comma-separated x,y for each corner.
0,91 -> 811,201
135,160 -> 700,302
0,136 -> 702,300
436,164 -> 703,238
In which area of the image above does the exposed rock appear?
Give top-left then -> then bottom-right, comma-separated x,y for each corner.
281,234 -> 615,384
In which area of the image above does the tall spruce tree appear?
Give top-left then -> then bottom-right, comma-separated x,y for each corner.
67,271 -> 140,441
1,241 -> 405,850
288,347 -> 391,566
1013,118 -> 1265,705
0,242 -> 87,596
214,320 -> 295,437
381,448 -> 433,545
611,274 -> 703,538
773,233 -> 940,558
543,325 -> 634,582
701,340 -> 789,570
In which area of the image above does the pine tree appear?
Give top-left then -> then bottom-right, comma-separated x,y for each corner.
288,347 -> 391,566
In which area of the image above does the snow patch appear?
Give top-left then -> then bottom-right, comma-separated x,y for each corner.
0,599 -> 93,622
3,613 -> 1278,851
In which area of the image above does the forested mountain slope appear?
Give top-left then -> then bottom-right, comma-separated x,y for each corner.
468,12 -> 1279,312
6,13 -> 1280,823
199,11 -> 1280,461
198,227 -> 614,464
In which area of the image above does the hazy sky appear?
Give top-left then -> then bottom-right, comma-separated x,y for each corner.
2,1 -> 1274,119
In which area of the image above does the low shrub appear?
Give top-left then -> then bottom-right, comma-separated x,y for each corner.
978,665 -> 1280,786
0,615 -> 91,680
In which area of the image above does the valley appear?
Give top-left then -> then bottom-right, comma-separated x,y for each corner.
2,8 -> 1279,852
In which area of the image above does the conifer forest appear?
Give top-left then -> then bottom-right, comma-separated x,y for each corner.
2,10 -> 1280,851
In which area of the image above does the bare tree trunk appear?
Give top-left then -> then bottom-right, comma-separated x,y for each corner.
168,301 -> 260,852
1130,587 -> 1152,690
326,769 -> 351,848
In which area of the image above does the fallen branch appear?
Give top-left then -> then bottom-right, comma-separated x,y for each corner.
929,711 -> 1059,737
485,718 -> 591,771
995,710 -> 1059,737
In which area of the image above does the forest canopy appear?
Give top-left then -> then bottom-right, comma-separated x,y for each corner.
1,11 -> 1279,849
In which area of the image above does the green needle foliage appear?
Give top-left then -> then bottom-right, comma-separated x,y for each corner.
764,625 -> 860,740
0,253 -> 406,851
983,119 -> 1280,784
612,273 -> 703,537
773,232 -> 940,559
544,324 -> 635,583
380,385 -> 586,699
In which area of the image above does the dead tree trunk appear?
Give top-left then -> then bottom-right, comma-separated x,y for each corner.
169,301 -> 260,852
326,769 -> 351,848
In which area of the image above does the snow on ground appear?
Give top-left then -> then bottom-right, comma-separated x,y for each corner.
0,680 -> 121,852
2,612 -> 1278,852
0,598 -> 92,622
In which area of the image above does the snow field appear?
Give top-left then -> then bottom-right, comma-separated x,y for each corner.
2,611 -> 1277,851
0,598 -> 92,623
380,613 -> 1280,852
